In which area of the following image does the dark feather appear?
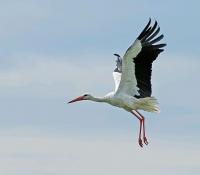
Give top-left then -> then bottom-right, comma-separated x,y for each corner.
149,34 -> 164,45
114,54 -> 122,73
146,27 -> 160,42
141,21 -> 158,42
137,18 -> 151,40
134,19 -> 166,98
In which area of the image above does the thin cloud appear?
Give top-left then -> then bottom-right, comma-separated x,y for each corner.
0,131 -> 199,175
1,53 -> 199,98
0,54 -> 114,97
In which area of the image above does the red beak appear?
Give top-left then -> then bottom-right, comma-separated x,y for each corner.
68,96 -> 85,104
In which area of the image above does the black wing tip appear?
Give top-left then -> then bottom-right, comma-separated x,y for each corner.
141,20 -> 159,43
148,34 -> 164,45
114,53 -> 122,73
137,18 -> 152,40
114,68 -> 121,73
114,53 -> 121,57
160,43 -> 167,47
137,18 -> 166,48
148,17 -> 152,24
137,19 -> 160,37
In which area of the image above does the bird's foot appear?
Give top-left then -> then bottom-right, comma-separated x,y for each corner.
138,138 -> 143,147
143,137 -> 148,145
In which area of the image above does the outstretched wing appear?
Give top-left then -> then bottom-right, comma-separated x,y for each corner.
116,18 -> 166,97
113,54 -> 122,92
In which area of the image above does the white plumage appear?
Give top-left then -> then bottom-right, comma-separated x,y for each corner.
112,71 -> 121,92
68,19 -> 166,147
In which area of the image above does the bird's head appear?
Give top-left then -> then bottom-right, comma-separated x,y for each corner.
68,94 -> 92,104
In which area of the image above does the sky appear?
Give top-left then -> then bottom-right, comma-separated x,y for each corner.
0,0 -> 200,174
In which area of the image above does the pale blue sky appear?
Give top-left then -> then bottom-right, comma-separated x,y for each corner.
0,0 -> 200,174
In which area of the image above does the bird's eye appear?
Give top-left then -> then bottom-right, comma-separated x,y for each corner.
83,94 -> 88,97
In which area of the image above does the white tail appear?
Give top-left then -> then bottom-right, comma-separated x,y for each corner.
136,97 -> 160,112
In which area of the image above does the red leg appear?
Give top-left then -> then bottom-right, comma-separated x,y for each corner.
136,110 -> 148,145
131,110 -> 143,147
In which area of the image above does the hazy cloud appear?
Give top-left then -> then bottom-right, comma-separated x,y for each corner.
0,1 -> 200,174
0,131 -> 199,175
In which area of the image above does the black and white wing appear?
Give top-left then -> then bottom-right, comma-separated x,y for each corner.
116,18 -> 166,97
112,54 -> 122,92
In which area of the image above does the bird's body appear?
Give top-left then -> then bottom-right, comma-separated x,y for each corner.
106,93 -> 136,111
68,19 -> 166,147
91,92 -> 158,112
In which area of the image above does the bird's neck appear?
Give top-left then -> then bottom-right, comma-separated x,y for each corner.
89,96 -> 108,103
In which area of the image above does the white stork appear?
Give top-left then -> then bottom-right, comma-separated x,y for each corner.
68,19 -> 166,147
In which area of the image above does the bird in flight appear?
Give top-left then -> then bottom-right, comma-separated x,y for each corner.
68,19 -> 166,147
